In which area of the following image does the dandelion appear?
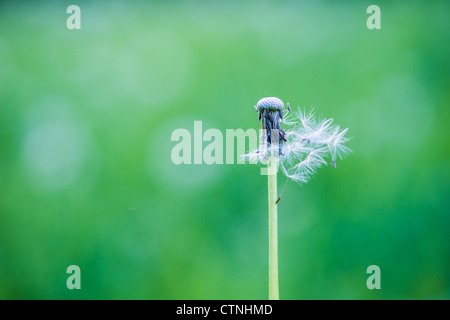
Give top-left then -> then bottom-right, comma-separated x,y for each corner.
246,97 -> 351,300
248,99 -> 351,183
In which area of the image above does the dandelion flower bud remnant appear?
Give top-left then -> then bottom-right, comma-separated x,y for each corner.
254,97 -> 290,149
247,98 -> 351,184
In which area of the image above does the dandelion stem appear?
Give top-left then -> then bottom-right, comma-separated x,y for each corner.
268,154 -> 279,300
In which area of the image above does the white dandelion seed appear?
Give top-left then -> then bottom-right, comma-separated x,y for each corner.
245,98 -> 351,183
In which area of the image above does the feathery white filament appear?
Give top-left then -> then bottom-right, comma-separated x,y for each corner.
245,108 -> 351,183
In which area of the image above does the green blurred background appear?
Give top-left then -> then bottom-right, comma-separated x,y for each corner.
0,0 -> 449,299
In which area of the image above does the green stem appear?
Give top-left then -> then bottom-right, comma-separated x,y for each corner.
268,155 -> 279,300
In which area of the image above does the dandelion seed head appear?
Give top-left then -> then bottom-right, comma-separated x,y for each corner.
254,97 -> 290,147
256,97 -> 284,112
245,102 -> 351,184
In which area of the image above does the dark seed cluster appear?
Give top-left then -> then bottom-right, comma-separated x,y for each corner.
254,97 -> 290,146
